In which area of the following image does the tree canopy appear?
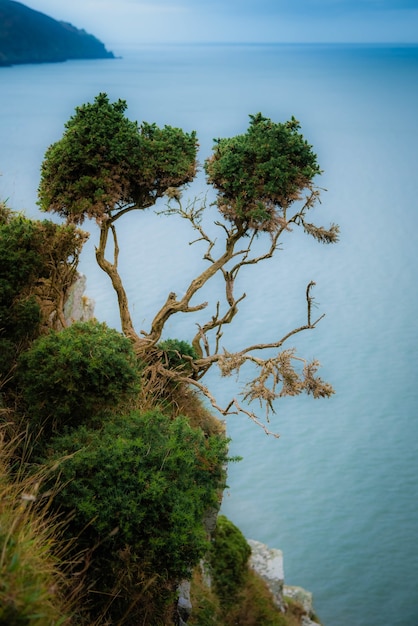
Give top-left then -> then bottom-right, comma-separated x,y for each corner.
205,113 -> 322,232
38,93 -> 198,224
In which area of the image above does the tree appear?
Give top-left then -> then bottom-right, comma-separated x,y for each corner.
38,93 -> 198,343
39,96 -> 339,435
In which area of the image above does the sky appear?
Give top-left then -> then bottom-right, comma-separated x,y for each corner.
22,0 -> 418,49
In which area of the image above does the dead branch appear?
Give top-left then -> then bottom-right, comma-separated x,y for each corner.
96,189 -> 335,432
149,360 -> 281,437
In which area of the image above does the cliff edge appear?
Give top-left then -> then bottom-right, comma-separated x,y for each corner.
0,0 -> 114,66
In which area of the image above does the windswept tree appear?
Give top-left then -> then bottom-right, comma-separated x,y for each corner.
38,93 -> 198,342
39,95 -> 339,434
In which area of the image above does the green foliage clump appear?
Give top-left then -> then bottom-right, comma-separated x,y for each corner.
17,320 -> 139,431
48,410 -> 228,576
190,516 -> 293,626
209,514 -> 252,607
0,208 -> 44,375
43,409 -> 229,622
205,113 -> 321,232
158,338 -> 198,372
0,204 -> 86,380
38,92 -> 198,224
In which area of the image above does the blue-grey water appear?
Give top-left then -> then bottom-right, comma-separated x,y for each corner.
1,43 -> 418,625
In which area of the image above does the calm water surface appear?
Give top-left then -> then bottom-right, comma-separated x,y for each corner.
1,43 -> 418,625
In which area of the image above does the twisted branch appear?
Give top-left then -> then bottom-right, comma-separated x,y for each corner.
97,189 -> 336,434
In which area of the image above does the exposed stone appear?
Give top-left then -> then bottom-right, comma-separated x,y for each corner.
177,580 -> 192,624
247,538 -> 285,612
284,584 -> 313,614
284,584 -> 320,624
203,506 -> 219,536
247,541 -> 320,623
301,617 -> 319,626
63,274 -> 95,324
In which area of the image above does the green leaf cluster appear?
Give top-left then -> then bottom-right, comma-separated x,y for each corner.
17,320 -> 140,431
158,338 -> 198,372
0,205 -> 85,378
209,514 -> 252,607
205,113 -> 321,231
46,409 -> 229,583
38,93 -> 198,223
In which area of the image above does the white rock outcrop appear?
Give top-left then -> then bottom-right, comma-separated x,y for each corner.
284,584 -> 313,613
63,274 -> 95,323
247,538 -> 285,612
284,585 -> 319,625
248,540 -> 320,623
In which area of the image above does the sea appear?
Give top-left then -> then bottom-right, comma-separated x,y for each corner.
1,43 -> 418,626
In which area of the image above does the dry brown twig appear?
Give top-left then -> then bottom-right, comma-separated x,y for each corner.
72,185 -> 336,436
130,193 -> 336,436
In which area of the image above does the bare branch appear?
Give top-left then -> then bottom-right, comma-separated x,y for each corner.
143,213 -> 244,351
152,362 -> 281,437
147,164 -> 335,433
229,399 -> 281,437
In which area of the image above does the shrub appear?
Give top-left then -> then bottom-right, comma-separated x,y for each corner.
0,211 -> 44,378
209,515 -> 251,607
44,409 -> 229,622
17,320 -> 139,433
192,516 -> 293,626
158,338 -> 198,373
0,207 -> 86,382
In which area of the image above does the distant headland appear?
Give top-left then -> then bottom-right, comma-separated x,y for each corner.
0,0 -> 115,66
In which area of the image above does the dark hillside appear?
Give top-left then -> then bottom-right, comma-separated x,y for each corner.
0,0 -> 114,66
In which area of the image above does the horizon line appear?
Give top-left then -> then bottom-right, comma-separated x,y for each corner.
117,40 -> 418,47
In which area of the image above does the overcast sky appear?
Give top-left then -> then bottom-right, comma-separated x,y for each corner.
23,0 -> 418,49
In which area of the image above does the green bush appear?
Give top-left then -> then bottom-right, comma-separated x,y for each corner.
0,205 -> 86,382
209,515 -> 251,607
44,409 -> 229,621
158,338 -> 198,372
17,320 -> 139,432
0,211 -> 44,376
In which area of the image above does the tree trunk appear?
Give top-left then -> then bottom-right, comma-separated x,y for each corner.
95,220 -> 139,344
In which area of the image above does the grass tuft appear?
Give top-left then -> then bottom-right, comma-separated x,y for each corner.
0,429 -> 75,625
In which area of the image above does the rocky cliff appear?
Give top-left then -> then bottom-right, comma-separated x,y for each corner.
0,0 -> 114,66
248,540 -> 321,625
